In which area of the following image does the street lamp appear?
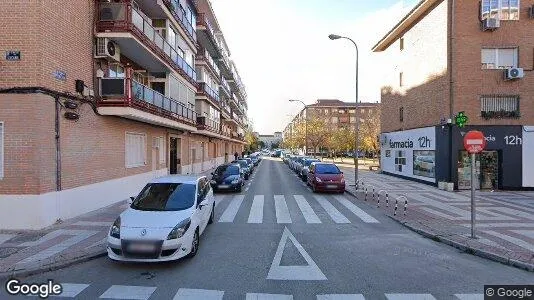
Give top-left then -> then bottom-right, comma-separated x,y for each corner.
289,99 -> 307,155
329,33 -> 360,187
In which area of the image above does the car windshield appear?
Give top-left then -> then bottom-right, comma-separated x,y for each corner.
315,164 -> 341,174
131,183 -> 196,211
236,160 -> 248,168
216,165 -> 240,176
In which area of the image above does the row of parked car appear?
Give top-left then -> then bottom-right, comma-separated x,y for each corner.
283,153 -> 346,193
208,153 -> 262,193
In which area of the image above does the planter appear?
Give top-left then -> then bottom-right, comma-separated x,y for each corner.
445,182 -> 455,191
438,182 -> 445,190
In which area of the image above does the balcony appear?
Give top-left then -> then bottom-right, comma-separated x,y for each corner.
196,48 -> 220,79
196,13 -> 221,59
217,54 -> 232,79
161,0 -> 197,43
196,116 -> 220,133
98,77 -> 197,131
96,2 -> 197,86
197,82 -> 220,105
219,76 -> 231,98
220,103 -> 231,120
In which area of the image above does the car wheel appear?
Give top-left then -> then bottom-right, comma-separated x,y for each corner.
208,204 -> 215,224
186,229 -> 199,258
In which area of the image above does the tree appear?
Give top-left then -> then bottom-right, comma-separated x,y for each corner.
282,122 -> 305,151
328,127 -> 353,162
306,115 -> 330,157
244,127 -> 260,152
360,106 -> 381,157
258,140 -> 266,149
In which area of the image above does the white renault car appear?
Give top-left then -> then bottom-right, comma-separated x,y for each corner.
107,175 -> 215,262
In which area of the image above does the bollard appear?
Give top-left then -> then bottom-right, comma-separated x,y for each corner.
377,193 -> 380,207
377,190 -> 387,208
364,187 -> 368,201
386,192 -> 389,207
404,198 -> 408,216
394,199 -> 398,216
372,187 -> 375,202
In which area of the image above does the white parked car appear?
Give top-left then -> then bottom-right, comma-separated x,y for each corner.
107,175 -> 215,262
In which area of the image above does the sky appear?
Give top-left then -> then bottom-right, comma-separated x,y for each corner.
211,0 -> 420,134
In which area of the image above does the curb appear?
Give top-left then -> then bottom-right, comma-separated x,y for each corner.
0,249 -> 107,280
345,187 -> 534,273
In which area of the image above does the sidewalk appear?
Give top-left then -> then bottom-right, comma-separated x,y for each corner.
0,168 -> 216,279
341,168 -> 534,271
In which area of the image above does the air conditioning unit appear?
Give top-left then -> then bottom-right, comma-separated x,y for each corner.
95,38 -> 120,62
482,18 -> 500,31
505,67 -> 524,80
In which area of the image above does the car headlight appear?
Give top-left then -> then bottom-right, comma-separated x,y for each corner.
167,218 -> 191,240
316,177 -> 322,183
231,179 -> 240,184
110,217 -> 120,239
340,176 -> 345,183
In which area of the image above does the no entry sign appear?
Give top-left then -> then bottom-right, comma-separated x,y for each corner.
463,130 -> 486,154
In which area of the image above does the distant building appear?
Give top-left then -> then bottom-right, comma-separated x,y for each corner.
258,132 -> 283,148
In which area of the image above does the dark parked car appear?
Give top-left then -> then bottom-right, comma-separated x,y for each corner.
300,158 -> 321,181
210,164 -> 244,192
243,157 -> 255,171
232,160 -> 251,179
307,163 -> 345,193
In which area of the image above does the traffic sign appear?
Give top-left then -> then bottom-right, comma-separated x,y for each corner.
463,130 -> 486,154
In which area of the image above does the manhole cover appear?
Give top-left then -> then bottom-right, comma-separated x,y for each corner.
0,247 -> 20,258
8,233 -> 45,243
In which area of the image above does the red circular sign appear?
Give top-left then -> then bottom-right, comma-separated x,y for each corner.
463,130 -> 486,154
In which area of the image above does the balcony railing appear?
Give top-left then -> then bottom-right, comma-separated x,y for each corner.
197,13 -> 215,39
198,48 -> 220,77
99,77 -> 196,124
197,116 -> 220,133
198,82 -> 220,103
97,2 -> 197,86
220,77 -> 231,94
162,0 -> 197,42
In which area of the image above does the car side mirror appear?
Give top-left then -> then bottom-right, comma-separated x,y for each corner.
128,196 -> 134,205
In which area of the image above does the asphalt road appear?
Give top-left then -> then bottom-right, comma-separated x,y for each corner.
2,157 -> 533,299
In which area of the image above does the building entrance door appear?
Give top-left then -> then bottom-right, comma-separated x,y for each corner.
457,150 -> 499,190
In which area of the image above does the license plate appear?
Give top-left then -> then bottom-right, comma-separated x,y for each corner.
326,185 -> 338,189
127,243 -> 155,253
218,185 -> 230,188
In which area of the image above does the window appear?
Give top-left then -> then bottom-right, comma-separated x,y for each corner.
350,117 -> 356,123
399,72 -> 403,87
126,132 -> 147,168
413,151 -> 435,178
349,109 -> 356,114
361,108 -> 366,114
0,122 -> 3,179
400,37 -> 404,51
155,137 -> 166,164
395,150 -> 406,172
338,109 -> 346,114
481,48 -> 518,69
108,64 -> 125,78
331,117 -> 338,124
481,0 -> 519,20
324,109 -> 329,115
480,95 -> 520,118
399,107 -> 404,122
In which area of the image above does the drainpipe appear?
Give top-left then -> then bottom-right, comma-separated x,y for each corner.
448,0 -> 456,186
55,96 -> 62,191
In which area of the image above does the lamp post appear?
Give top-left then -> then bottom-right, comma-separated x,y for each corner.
289,99 -> 307,155
329,33 -> 359,187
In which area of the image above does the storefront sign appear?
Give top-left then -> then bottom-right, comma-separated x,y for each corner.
5,51 -> 21,61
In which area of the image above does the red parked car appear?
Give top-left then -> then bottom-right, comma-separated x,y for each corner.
307,163 -> 345,193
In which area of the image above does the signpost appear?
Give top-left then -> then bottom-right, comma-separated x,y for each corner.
463,130 -> 487,238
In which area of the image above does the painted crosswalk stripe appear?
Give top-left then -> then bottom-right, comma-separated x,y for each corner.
99,285 -> 156,300
214,195 -> 225,208
219,195 -> 245,222
454,294 -> 484,300
314,195 -> 350,223
173,288 -> 224,299
385,294 -> 436,300
248,195 -> 264,223
274,195 -> 292,223
246,293 -> 293,300
334,196 -> 379,223
294,195 -> 321,223
54,283 -> 90,298
317,295 -> 366,300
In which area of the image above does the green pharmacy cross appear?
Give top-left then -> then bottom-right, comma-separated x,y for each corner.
455,111 -> 468,128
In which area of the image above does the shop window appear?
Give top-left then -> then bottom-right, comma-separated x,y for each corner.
413,150 -> 435,178
394,150 -> 406,172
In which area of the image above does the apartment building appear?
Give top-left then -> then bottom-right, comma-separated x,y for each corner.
257,132 -> 283,149
283,99 -> 380,155
373,0 -> 534,190
0,0 -> 248,229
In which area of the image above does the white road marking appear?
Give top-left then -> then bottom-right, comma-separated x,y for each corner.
54,283 -> 90,297
218,195 -> 245,222
215,195 -> 225,208
267,227 -> 327,280
173,288 -> 224,299
72,221 -> 111,227
246,294 -> 293,300
385,294 -> 436,300
317,295 -> 365,300
294,195 -> 321,223
274,195 -> 292,223
334,196 -> 379,223
0,234 -> 15,244
248,195 -> 265,223
454,295 -> 484,300
314,196 -> 350,224
99,285 -> 156,300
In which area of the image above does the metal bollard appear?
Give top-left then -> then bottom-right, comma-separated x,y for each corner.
377,190 -> 387,208
372,187 -> 375,202
386,192 -> 389,207
404,198 -> 408,216
377,193 -> 380,207
364,187 -> 368,201
394,199 -> 398,216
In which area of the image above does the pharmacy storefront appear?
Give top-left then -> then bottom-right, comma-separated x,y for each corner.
380,126 -> 534,190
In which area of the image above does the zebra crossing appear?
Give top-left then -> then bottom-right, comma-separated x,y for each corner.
9,283 -> 484,299
214,194 -> 379,224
